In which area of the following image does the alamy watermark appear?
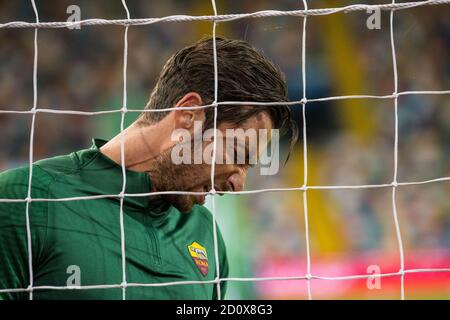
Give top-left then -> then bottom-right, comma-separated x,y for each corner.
66,5 -> 81,30
171,121 -> 280,175
66,264 -> 81,287
366,264 -> 382,290
366,8 -> 381,30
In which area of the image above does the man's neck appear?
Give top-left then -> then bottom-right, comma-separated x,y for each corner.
99,120 -> 172,173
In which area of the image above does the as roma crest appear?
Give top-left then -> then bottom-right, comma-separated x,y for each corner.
187,241 -> 209,277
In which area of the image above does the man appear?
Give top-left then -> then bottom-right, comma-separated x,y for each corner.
0,37 -> 297,300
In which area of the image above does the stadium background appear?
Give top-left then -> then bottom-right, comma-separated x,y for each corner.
0,0 -> 449,299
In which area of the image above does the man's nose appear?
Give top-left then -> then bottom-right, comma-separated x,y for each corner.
227,171 -> 246,192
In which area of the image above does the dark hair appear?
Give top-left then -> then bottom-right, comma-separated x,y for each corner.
139,37 -> 298,161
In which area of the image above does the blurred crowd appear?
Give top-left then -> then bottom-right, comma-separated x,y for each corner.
0,0 -> 449,298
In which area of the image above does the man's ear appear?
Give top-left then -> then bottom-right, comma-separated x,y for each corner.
173,92 -> 205,130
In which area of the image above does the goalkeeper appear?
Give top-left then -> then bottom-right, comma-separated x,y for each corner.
0,37 -> 297,300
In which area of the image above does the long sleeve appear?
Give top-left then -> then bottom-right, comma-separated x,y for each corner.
213,224 -> 229,300
0,166 -> 50,300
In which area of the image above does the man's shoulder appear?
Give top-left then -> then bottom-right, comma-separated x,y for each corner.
189,205 -> 226,244
0,153 -> 78,198
191,204 -> 213,220
188,204 -> 218,229
34,152 -> 80,177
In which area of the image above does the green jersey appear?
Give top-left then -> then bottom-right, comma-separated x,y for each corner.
0,139 -> 228,300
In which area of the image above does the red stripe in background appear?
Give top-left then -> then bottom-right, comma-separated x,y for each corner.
255,249 -> 450,299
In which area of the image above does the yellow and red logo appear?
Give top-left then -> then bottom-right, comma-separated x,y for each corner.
187,241 -> 209,277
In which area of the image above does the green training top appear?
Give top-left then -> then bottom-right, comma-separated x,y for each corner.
0,139 -> 228,300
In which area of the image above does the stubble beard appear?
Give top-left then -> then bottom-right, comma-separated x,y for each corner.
146,145 -> 205,213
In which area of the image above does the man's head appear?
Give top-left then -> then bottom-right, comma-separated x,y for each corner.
138,37 -> 297,212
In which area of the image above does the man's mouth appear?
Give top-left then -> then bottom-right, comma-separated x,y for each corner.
202,182 -> 234,195
194,193 -> 206,205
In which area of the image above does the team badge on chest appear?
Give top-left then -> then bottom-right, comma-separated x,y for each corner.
187,241 -> 209,277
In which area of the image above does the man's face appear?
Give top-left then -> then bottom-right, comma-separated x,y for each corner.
150,111 -> 273,213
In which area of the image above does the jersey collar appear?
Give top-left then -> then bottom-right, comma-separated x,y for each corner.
73,138 -> 171,215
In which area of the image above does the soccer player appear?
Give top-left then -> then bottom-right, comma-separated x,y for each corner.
0,37 -> 297,300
